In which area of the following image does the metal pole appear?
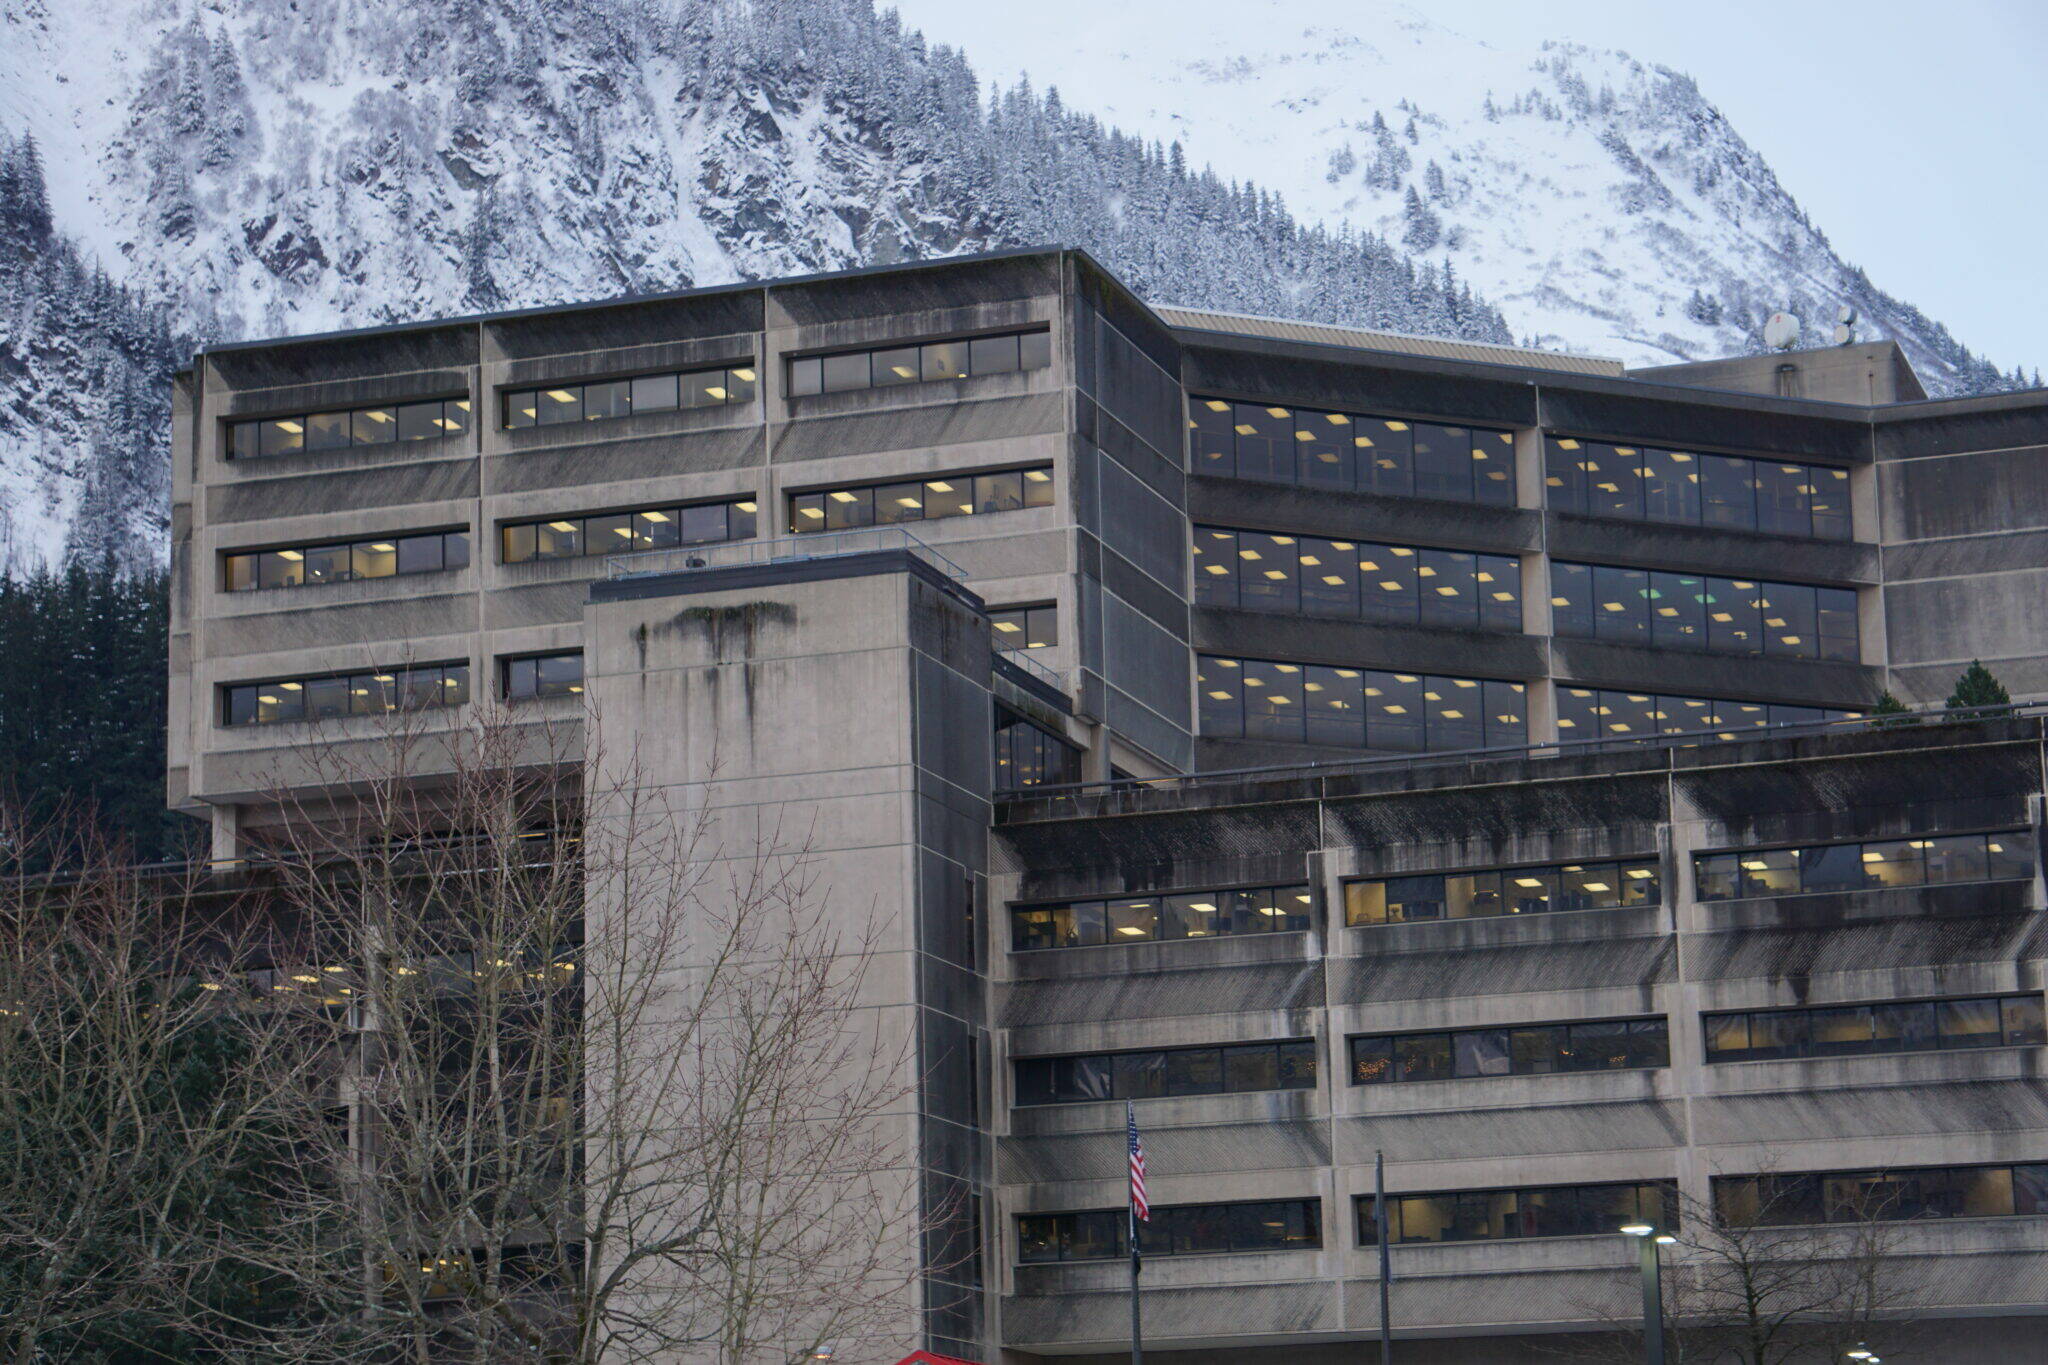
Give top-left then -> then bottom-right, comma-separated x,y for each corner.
1129,1198 -> 1143,1365
1129,1103 -> 1142,1365
1639,1235 -> 1666,1365
1376,1149 -> 1393,1365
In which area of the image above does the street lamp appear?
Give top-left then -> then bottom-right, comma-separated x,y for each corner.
1845,1349 -> 1873,1362
1621,1223 -> 1669,1365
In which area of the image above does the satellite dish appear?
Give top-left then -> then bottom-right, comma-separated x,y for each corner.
1832,323 -> 1855,346
1836,303 -> 1858,326
1763,312 -> 1801,350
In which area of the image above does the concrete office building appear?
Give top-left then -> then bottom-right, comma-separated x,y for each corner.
168,247 -> 2048,1360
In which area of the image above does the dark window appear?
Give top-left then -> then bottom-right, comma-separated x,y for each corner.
993,708 -> 1081,790
991,604 -> 1058,651
1012,884 -> 1311,951
1553,563 -> 1858,661
501,364 -> 754,429
1353,1018 -> 1666,1083
1344,858 -> 1658,926
786,329 -> 1050,400
1190,398 -> 1511,507
1199,655 -> 1524,752
223,663 -> 470,727
232,397 -> 470,458
1020,1199 -> 1321,1262
1705,993 -> 2044,1062
789,466 -> 1052,534
1362,1181 -> 1675,1244
1015,1039 -> 1316,1106
1546,436 -> 1849,542
224,529 -> 470,592
503,652 -> 585,701
500,499 -> 757,564
1557,687 -> 1861,745
1714,1164 -> 2048,1227
1692,832 -> 2032,901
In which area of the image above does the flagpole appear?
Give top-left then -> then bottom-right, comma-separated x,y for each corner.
1376,1148 -> 1393,1365
1127,1100 -> 1143,1365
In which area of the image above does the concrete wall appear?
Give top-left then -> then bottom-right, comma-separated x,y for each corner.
987,721 -> 2048,1359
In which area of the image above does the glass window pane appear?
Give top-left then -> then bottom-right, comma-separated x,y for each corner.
1277,1039 -> 1317,1087
873,481 -> 926,525
1234,403 -> 1296,483
975,470 -> 1025,514
536,654 -> 582,698
721,366 -> 756,404
1297,538 -> 1358,617
1113,1051 -> 1167,1100
301,544 -> 350,585
1861,839 -> 1925,889
534,387 -> 582,426
1197,657 -> 1244,738
1642,447 -> 1702,523
396,401 -> 442,440
500,392 -> 537,430
1418,550 -> 1477,629
500,524 -> 536,564
1412,423 -> 1472,502
1383,876 -> 1444,924
1020,331 -> 1052,370
1583,443 -> 1644,518
2008,995 -> 2048,1045
1358,544 -> 1418,624
1618,859 -> 1660,907
504,657 -> 538,701
1105,898 -> 1158,943
1926,834 -> 1989,885
921,341 -> 968,382
1453,1029 -> 1511,1077
1502,868 -> 1556,916
1194,528 -> 1238,606
1758,582 -> 1817,659
1394,1033 -> 1453,1083
258,417 -> 304,456
1557,864 -> 1620,910
1472,428 -> 1516,505
1811,465 -> 1852,541
1593,565 -> 1650,644
442,399 -> 472,434
1704,578 -> 1762,654
1357,418 -> 1414,497
1799,843 -> 1865,894
821,352 -> 871,392
823,487 -> 874,531
305,411 -> 350,451
1445,871 -> 1502,920
258,550 -> 305,590
1701,455 -> 1757,530
1298,410 -> 1354,489
871,347 -> 921,387
1483,681 -> 1527,749
1189,399 -> 1236,477
1021,467 -> 1054,508
1747,1010 -> 1808,1061
303,675 -> 349,721
1545,437 -> 1587,514
1238,533 -> 1299,613
224,554 -> 256,592
1807,1006 -> 1875,1056
582,380 -> 630,420
1509,1025 -> 1566,1074
1739,848 -> 1800,898
1366,671 -> 1424,752
1165,1047 -> 1223,1096
1756,463 -> 1813,538
582,514 -> 631,555
1304,666 -> 1365,748
969,334 -> 1020,375
1938,998 -> 2003,1048
1650,572 -> 1708,650
629,373 -> 679,412
1704,1013 -> 1751,1061
394,534 -> 444,576
787,357 -> 821,398
1695,852 -> 1741,901
257,680 -> 306,724
1568,1019 -> 1633,1072
443,531 -> 470,569
1816,588 -> 1859,662
1550,563 -> 1593,639
1241,660 -> 1304,742
1478,556 -> 1521,632
1872,1001 -> 1937,1053
1353,1036 -> 1394,1084
1222,1043 -> 1280,1093
1986,833 -> 2034,883
1344,881 -> 1388,927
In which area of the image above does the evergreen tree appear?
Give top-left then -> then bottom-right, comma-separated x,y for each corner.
1945,660 -> 2012,716
1869,690 -> 1916,728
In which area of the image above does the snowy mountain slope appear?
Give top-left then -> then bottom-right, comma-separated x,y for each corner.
895,0 -> 2023,393
0,0 -> 2026,569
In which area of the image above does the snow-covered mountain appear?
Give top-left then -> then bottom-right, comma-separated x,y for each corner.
0,0 -> 2027,568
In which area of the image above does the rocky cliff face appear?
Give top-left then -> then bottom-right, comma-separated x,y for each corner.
0,0 -> 2023,567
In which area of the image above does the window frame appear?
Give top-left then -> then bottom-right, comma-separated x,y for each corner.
1010,883 -> 1316,952
785,327 -> 1052,399
1691,830 -> 2032,902
499,362 -> 757,430
220,661 -> 472,728
1018,1197 -> 1323,1263
1013,1038 -> 1319,1106
1342,856 -> 1662,926
498,497 -> 759,564
1350,1016 -> 1669,1084
1357,1180 -> 1677,1245
226,397 -> 472,460
1702,992 -> 2044,1064
1543,434 -> 1853,543
222,529 -> 471,592
788,464 -> 1055,534
500,651 -> 587,703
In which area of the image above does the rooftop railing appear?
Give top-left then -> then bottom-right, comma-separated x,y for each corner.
605,526 -> 970,583
995,701 -> 2048,810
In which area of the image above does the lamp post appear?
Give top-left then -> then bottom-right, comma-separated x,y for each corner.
1620,1222 -> 1675,1365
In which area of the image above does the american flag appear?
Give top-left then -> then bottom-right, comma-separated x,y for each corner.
1126,1102 -> 1149,1223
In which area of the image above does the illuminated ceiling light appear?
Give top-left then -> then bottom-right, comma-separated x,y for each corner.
545,390 -> 576,403
829,491 -> 858,503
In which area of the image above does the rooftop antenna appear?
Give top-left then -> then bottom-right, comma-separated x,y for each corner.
1763,311 -> 1801,351
1832,303 -> 1858,346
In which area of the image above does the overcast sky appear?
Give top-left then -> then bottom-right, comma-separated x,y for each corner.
888,0 -> 2047,376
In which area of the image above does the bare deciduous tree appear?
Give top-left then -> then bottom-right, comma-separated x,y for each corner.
237,700 -> 935,1363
